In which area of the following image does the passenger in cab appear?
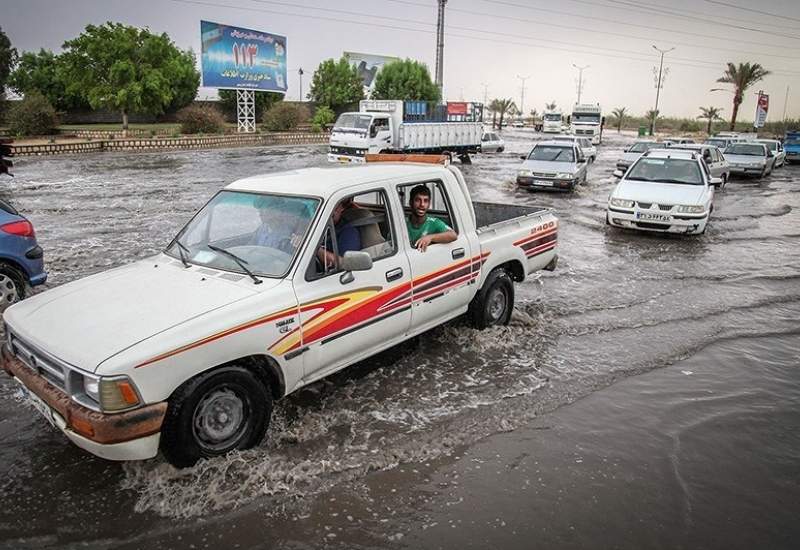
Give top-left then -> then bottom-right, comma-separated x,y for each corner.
317,199 -> 362,268
406,184 -> 457,252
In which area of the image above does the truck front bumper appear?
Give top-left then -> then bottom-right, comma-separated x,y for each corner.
607,208 -> 708,235
1,345 -> 167,461
327,153 -> 365,164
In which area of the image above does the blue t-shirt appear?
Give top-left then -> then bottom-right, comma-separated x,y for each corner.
336,223 -> 361,254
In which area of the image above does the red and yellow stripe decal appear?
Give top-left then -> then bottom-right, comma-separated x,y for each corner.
135,252 -> 490,368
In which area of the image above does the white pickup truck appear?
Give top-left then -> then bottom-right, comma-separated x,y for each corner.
2,158 -> 558,467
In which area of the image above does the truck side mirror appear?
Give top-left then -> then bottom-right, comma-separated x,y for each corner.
340,250 -> 373,273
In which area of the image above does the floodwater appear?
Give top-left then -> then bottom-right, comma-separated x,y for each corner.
0,131 -> 798,549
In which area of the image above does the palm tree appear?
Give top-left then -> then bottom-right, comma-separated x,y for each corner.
545,101 -> 557,111
646,109 -> 660,133
612,107 -> 627,132
698,106 -> 724,135
716,62 -> 770,130
488,99 -> 502,129
529,108 -> 538,122
494,98 -> 517,129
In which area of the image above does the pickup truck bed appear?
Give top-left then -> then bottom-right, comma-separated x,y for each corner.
473,201 -> 551,230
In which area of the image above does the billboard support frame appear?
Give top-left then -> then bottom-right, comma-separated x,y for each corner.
237,89 -> 256,133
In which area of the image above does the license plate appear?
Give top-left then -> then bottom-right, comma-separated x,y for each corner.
636,212 -> 671,222
337,156 -> 351,163
21,384 -> 56,428
533,180 -> 554,186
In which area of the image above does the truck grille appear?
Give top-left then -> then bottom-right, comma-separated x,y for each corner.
329,146 -> 366,156
636,202 -> 673,211
575,129 -> 594,135
8,331 -> 69,392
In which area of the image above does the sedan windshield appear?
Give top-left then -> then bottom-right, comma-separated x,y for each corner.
629,142 -> 663,153
627,158 -> 703,185
758,141 -> 778,151
725,144 -> 766,156
528,146 -> 575,162
706,139 -> 728,148
166,191 -> 320,277
333,113 -> 372,131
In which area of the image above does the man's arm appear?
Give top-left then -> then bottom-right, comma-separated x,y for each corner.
415,218 -> 457,252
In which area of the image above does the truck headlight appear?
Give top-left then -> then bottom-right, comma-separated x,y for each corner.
609,198 -> 634,208
83,374 -> 141,411
676,205 -> 705,214
555,173 -> 573,180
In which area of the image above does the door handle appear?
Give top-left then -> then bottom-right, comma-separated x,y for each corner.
386,267 -> 403,282
452,248 -> 465,259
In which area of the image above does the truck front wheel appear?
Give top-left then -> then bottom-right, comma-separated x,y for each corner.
160,365 -> 272,468
468,269 -> 514,329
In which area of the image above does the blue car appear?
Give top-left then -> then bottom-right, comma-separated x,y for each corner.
0,198 -> 46,308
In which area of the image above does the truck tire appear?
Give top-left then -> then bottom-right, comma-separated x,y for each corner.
468,268 -> 514,330
160,365 -> 272,468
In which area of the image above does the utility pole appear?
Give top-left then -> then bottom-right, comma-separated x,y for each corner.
298,68 -> 304,101
434,0 -> 448,98
480,81 -> 489,118
517,74 -> 531,120
572,64 -> 589,104
783,85 -> 790,122
651,45 -> 674,135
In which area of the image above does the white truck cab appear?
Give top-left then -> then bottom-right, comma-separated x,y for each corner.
3,158 -> 559,467
569,103 -> 604,145
542,110 -> 563,134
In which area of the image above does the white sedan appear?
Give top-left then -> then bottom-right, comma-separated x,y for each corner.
547,135 -> 597,162
607,149 -> 719,236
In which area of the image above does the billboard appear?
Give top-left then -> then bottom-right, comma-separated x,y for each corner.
343,51 -> 400,91
201,20 -> 287,92
755,92 -> 769,128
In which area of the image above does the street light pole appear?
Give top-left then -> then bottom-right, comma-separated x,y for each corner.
481,81 -> 489,119
434,0 -> 448,97
298,68 -> 304,101
572,64 -> 589,104
517,74 -> 530,120
651,45 -> 674,135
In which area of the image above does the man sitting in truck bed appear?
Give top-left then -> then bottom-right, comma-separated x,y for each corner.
406,184 -> 457,252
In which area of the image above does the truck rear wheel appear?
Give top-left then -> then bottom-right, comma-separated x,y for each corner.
160,365 -> 272,468
468,269 -> 514,329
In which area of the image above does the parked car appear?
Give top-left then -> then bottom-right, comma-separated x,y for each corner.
608,149 -> 718,236
2,158 -> 559,467
755,139 -> 786,168
705,137 -> 741,150
616,141 -> 666,172
667,143 -> 730,188
784,130 -> 800,164
547,135 -> 597,162
0,198 -> 46,311
662,137 -> 696,146
516,141 -> 589,192
724,142 -> 776,178
481,131 -> 505,153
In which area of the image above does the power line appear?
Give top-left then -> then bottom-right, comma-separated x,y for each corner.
475,0 -> 800,48
379,0 -> 800,59
702,0 -> 800,23
168,0 -> 800,78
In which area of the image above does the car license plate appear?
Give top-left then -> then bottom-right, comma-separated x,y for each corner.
636,212 -> 671,222
19,383 -> 55,428
533,180 -> 554,186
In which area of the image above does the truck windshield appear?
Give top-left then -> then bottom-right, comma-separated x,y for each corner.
544,114 -> 561,121
572,113 -> 601,123
333,114 -> 372,131
528,146 -> 575,162
166,191 -> 320,277
627,158 -> 703,185
725,144 -> 766,156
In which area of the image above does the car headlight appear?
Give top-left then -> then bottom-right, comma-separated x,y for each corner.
609,198 -> 634,208
555,173 -> 574,179
676,205 -> 705,214
83,374 -> 141,411
518,169 -> 532,177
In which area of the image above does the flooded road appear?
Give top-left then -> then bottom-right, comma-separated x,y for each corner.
1,131 -> 798,549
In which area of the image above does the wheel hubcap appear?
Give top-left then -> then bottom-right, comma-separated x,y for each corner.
193,388 -> 246,451
0,274 -> 20,308
487,287 -> 507,322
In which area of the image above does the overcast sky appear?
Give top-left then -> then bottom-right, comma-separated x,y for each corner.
4,0 -> 800,120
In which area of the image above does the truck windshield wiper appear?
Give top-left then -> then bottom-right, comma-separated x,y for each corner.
174,239 -> 191,268
207,244 -> 262,285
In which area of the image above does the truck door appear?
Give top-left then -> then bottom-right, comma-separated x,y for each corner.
292,187 -> 412,382
397,179 -> 476,333
370,116 -> 392,153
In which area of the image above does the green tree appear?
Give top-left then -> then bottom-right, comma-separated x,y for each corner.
218,89 -> 283,121
493,98 -> 517,129
371,59 -> 440,102
716,62 -> 770,131
59,22 -> 200,130
646,109 -> 660,133
545,101 -> 557,111
612,107 -> 627,132
8,91 -> 58,136
9,49 -> 87,110
308,57 -> 364,111
0,26 -> 17,98
698,106 -> 724,135
311,105 -> 335,131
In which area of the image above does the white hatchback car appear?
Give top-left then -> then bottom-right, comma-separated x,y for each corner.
481,131 -> 505,153
607,149 -> 719,236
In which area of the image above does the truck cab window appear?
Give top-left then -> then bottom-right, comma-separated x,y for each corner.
397,180 -> 459,235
